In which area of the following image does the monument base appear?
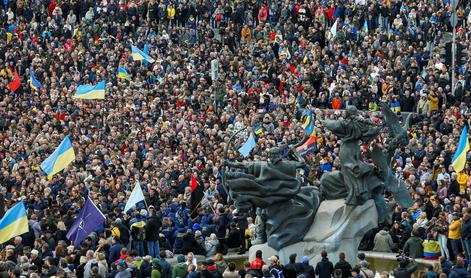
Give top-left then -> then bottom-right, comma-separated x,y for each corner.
249,199 -> 378,265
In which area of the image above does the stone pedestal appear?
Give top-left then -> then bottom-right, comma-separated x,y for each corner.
249,199 -> 377,265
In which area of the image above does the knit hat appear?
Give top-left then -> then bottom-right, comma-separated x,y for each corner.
302,256 -> 309,264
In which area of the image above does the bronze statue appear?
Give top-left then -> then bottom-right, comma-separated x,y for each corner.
222,105 -> 412,251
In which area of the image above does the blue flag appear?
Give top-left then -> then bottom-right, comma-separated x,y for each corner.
66,196 -> 106,247
238,133 -> 256,158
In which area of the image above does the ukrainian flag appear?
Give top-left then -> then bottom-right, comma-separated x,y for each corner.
363,20 -> 368,33
131,45 -> 155,63
452,126 -> 470,173
40,135 -> 75,180
30,68 -> 42,91
254,126 -> 263,135
303,110 -> 315,136
73,80 -> 106,100
117,68 -> 131,80
0,202 -> 29,244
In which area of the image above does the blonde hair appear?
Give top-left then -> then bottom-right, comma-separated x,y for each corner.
214,253 -> 224,262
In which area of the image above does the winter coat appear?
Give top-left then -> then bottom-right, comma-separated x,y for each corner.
449,219 -> 462,240
172,263 -> 188,278
315,258 -> 333,278
205,238 -> 219,256
416,98 -> 430,115
449,266 -> 469,278
403,236 -> 423,258
461,218 -> 471,240
146,215 -> 162,241
334,260 -> 351,278
373,230 -> 395,252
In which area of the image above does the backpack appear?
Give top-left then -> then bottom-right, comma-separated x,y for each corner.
271,267 -> 283,278
137,226 -> 146,241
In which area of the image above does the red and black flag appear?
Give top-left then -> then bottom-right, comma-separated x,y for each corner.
190,174 -> 204,220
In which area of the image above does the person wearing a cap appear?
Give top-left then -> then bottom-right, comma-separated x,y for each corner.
172,255 -> 188,278
358,261 -> 374,278
151,258 -> 162,278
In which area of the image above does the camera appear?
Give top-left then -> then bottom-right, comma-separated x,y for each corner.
396,251 -> 410,264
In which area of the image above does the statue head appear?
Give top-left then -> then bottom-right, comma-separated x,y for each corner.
268,144 -> 287,164
345,105 -> 358,118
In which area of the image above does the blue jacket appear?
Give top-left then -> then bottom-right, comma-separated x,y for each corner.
108,243 -> 124,264
449,267 -> 469,278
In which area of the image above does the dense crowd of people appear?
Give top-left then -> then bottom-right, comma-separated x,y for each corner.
0,0 -> 471,277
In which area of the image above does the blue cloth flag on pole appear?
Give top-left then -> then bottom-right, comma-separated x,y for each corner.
66,196 -> 106,247
124,182 -> 146,213
238,133 -> 256,158
363,20 -> 368,33
131,45 -> 155,63
451,125 -> 470,173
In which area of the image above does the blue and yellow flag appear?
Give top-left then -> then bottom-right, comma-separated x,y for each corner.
363,20 -> 368,33
40,135 -> 75,180
254,125 -> 263,135
452,126 -> 470,173
117,68 -> 131,80
73,80 -> 106,100
0,202 -> 29,244
303,110 -> 316,136
29,68 -> 41,91
131,45 -> 155,63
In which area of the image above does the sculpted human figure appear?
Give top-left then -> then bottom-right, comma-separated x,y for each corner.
224,145 -> 320,249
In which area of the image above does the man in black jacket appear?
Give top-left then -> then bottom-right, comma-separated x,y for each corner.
146,207 -> 162,258
201,259 -> 223,278
334,252 -> 352,278
215,207 -> 229,254
392,259 -> 417,278
284,254 -> 300,278
461,213 -> 471,259
315,251 -> 333,278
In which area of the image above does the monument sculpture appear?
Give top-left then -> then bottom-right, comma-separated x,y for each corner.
222,104 -> 413,264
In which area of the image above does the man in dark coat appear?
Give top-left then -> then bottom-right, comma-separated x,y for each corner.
146,207 -> 162,258
159,251 -> 172,278
108,237 -> 124,265
315,251 -> 334,278
461,213 -> 471,258
215,207 -> 229,254
334,252 -> 352,278
284,254 -> 300,278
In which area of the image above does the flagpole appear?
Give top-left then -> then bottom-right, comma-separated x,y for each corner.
140,182 -> 149,211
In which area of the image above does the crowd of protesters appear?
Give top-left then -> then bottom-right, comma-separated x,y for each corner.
1,0 -> 471,277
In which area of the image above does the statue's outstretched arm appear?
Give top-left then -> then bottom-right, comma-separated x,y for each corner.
224,161 -> 247,169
